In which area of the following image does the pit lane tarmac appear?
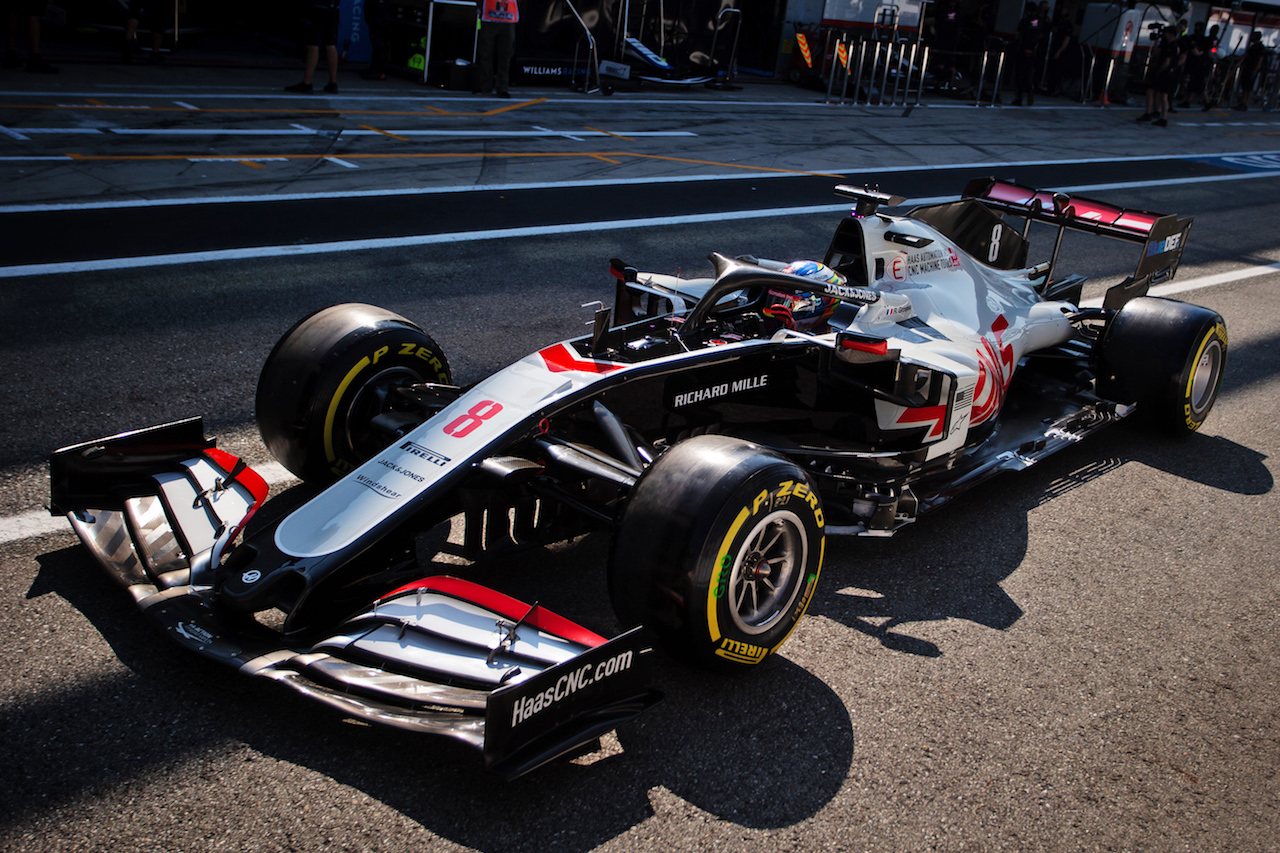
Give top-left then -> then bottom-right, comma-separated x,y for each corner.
3,153 -> 1278,275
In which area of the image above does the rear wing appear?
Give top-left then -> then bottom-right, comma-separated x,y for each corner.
961,177 -> 1193,309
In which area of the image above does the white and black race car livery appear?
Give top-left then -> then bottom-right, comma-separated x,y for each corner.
51,178 -> 1226,776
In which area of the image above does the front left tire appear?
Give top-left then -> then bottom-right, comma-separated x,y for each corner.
256,303 -> 452,484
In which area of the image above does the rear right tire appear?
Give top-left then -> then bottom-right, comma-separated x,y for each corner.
1098,296 -> 1227,434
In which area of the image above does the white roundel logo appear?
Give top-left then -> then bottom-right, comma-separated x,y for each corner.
242,570 -> 262,584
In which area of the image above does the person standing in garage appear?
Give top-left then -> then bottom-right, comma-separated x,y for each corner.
285,0 -> 341,94
1011,2 -> 1046,106
474,0 -> 518,98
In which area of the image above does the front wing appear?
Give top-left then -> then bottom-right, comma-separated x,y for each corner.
49,419 -> 661,779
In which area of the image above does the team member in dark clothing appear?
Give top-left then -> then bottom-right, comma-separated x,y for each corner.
1137,26 -> 1181,126
1235,31 -> 1266,111
1178,21 -> 1210,108
2,0 -> 56,72
1012,2 -> 1046,106
1046,9 -> 1078,97
285,0 -> 340,94
931,0 -> 963,90
123,0 -> 167,65
360,0 -> 388,80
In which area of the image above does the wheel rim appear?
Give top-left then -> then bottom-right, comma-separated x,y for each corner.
342,366 -> 423,459
727,509 -> 807,636
1189,338 -> 1224,415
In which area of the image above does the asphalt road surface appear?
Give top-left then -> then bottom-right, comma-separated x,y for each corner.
2,70 -> 1279,852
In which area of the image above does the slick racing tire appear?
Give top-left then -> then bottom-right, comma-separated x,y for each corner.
1098,296 -> 1227,434
608,435 -> 825,672
256,303 -> 452,484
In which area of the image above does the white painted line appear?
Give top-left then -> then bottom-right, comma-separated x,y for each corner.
109,128 -> 317,136
325,156 -> 359,169
19,126 -> 698,139
173,101 -> 200,110
0,88 -> 1128,109
0,89 -> 909,107
2,460 -> 297,546
1082,261 -> 1280,307
0,259 -> 1272,546
6,166 -> 1280,280
292,123 -> 342,139
2,148 -> 1278,215
0,171 -> 812,212
2,511 -> 66,544
9,127 -> 104,134
1023,169 -> 1280,195
532,125 -> 585,141
0,203 -> 853,278
0,125 -> 30,140
185,157 -> 289,163
54,103 -> 152,109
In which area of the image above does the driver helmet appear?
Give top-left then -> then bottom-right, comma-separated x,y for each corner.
762,260 -> 843,332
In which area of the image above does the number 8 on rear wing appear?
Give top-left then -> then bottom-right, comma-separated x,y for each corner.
962,177 -> 1193,309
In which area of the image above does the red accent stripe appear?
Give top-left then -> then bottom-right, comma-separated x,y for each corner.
205,448 -> 269,506
896,404 -> 948,440
840,338 -> 888,355
538,342 -> 622,375
378,575 -> 608,647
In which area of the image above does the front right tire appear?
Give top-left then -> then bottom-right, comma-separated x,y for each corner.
608,435 -> 825,671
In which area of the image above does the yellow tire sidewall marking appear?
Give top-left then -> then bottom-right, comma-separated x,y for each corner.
323,356 -> 371,465
1183,322 -> 1227,429
707,505 -> 751,644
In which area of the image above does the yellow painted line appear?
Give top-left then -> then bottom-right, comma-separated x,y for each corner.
630,152 -> 844,178
85,98 -> 106,106
359,124 -> 410,141
584,125 -> 635,142
238,160 -> 267,169
0,98 -> 548,118
54,149 -> 846,178
61,152 -> 601,162
484,98 -> 551,115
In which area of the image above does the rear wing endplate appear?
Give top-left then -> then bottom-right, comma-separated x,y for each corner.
962,177 -> 1193,309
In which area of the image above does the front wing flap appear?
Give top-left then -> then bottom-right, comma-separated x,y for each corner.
50,417 -> 269,592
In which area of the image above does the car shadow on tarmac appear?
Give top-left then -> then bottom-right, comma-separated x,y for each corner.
12,427 -> 1268,851
810,426 -> 1272,660
13,529 -> 850,851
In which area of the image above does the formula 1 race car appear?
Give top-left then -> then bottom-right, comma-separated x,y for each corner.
50,178 -> 1226,777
